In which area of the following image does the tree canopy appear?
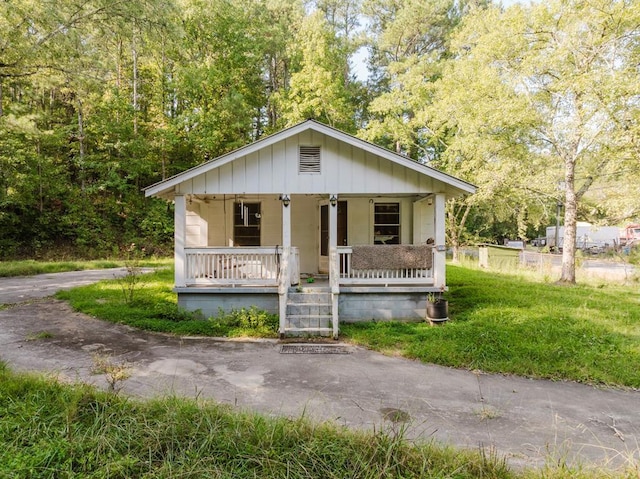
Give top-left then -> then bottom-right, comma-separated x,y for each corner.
1,0 -> 638,281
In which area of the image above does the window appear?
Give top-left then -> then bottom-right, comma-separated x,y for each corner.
234,202 -> 261,246
374,203 -> 400,244
299,146 -> 321,174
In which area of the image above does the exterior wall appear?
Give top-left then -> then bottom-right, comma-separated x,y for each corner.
175,130 -> 439,196
186,203 -> 207,246
186,194 -> 427,271
177,290 -> 426,322
346,197 -> 370,245
343,197 -> 416,246
188,196 -> 282,247
338,292 -> 426,322
178,291 -> 279,318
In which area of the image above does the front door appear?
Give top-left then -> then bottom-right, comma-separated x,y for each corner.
319,201 -> 347,274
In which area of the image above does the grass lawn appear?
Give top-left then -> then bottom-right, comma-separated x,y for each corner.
342,265 -> 640,388
8,262 -> 640,477
57,263 -> 640,388
56,268 -> 279,338
0,258 -> 172,277
2,362 -> 632,479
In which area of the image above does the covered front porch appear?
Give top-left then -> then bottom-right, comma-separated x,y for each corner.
145,120 -> 476,338
173,192 -> 447,338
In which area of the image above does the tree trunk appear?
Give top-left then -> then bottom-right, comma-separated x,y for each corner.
446,199 -> 472,264
132,29 -> 139,135
559,156 -> 577,283
0,80 -> 3,117
77,98 -> 85,192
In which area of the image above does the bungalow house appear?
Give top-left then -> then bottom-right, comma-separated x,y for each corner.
144,120 -> 476,338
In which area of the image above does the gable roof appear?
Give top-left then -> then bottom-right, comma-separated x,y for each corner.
144,119 -> 476,199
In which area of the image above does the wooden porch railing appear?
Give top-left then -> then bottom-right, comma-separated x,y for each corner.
185,247 -> 299,286
337,246 -> 434,285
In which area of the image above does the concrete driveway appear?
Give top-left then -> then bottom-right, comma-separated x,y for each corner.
1,271 -> 639,471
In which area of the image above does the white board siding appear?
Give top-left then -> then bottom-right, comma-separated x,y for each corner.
412,200 -> 435,244
244,152 -> 260,192
173,132 -> 448,196
347,197 -> 371,246
186,204 -> 207,247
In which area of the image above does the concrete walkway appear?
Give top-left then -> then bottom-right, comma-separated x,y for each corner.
0,271 -> 639,471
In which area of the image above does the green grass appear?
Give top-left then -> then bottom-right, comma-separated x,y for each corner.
0,362 -> 512,479
0,258 -> 172,277
56,268 -> 279,338
342,265 -> 640,388
3,362 -> 635,479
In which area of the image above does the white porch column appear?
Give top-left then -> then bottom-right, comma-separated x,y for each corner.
279,194 -> 291,337
174,193 -> 187,288
433,193 -> 446,290
329,194 -> 339,338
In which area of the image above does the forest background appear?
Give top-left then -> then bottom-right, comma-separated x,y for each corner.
1,0 -> 639,283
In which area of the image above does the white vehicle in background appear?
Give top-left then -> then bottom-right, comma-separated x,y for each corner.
546,223 -> 621,253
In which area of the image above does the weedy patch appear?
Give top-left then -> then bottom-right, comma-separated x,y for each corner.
25,331 -> 54,341
476,406 -> 501,421
91,353 -> 131,392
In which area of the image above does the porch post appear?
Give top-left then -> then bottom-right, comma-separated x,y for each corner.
174,193 -> 187,288
433,193 -> 446,290
279,194 -> 291,337
329,194 -> 339,339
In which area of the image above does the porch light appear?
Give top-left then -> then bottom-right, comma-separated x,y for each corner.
330,194 -> 337,207
280,194 -> 291,207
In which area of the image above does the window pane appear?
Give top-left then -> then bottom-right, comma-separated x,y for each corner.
374,203 -> 400,244
234,202 -> 261,246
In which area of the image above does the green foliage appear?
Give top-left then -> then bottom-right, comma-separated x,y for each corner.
2,0 -> 639,265
275,10 -> 357,132
342,265 -> 640,388
429,0 -> 640,280
210,306 -> 279,336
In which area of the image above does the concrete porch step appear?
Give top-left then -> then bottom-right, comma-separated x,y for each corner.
286,315 -> 332,330
286,291 -> 332,303
284,327 -> 334,337
286,303 -> 332,316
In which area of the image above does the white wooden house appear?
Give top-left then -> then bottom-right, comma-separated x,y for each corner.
145,120 -> 476,337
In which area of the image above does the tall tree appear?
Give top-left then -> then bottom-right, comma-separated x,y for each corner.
275,10 -> 357,131
428,0 -> 640,282
361,0 -> 467,157
173,0 -> 267,157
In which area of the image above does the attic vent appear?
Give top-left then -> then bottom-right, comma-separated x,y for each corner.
299,146 -> 321,174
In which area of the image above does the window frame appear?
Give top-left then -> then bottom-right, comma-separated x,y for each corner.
233,201 -> 261,246
373,202 -> 400,245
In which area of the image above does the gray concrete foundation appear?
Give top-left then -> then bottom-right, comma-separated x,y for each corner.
177,288 -> 279,318
338,291 -> 426,322
177,287 -> 426,322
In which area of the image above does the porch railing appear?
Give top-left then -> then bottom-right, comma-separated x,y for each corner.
185,247 -> 299,286
337,246 -> 434,285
